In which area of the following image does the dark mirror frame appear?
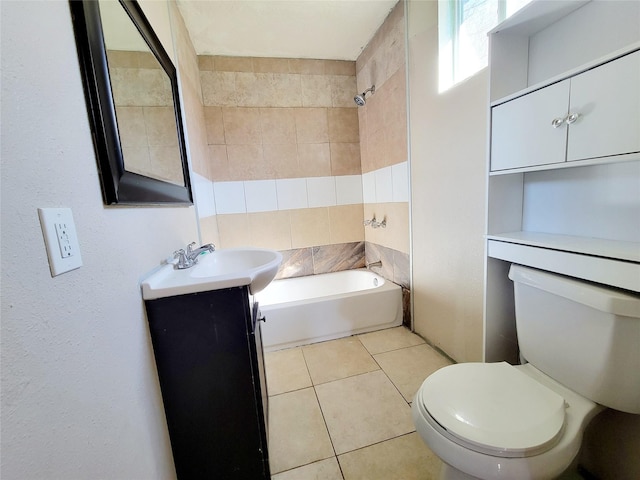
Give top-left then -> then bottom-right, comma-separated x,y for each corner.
69,0 -> 192,205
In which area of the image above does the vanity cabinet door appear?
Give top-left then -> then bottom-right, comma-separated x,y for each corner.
490,79 -> 570,171
146,287 -> 270,480
567,50 -> 640,162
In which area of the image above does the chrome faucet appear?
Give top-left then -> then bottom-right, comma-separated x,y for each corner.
173,242 -> 215,269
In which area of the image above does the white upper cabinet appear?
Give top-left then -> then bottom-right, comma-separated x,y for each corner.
490,48 -> 640,172
491,80 -> 569,171
567,50 -> 640,162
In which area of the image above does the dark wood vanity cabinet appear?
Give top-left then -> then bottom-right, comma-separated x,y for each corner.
145,286 -> 270,479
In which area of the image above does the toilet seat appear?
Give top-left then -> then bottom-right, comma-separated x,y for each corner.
416,362 -> 567,458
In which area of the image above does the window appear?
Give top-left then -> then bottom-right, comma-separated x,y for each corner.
438,0 -> 530,92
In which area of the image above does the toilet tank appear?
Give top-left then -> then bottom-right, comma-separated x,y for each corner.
508,264 -> 640,414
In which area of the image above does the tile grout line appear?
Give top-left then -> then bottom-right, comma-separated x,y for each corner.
301,345 -> 347,480
356,334 -> 418,407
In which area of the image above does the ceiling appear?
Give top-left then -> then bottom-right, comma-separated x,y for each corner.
176,0 -> 398,61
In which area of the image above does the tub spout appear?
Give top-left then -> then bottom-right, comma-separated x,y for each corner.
367,260 -> 382,269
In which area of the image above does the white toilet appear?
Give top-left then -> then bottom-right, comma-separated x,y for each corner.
412,264 -> 640,480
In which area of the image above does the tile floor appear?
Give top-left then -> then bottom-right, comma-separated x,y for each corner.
264,326 -> 454,479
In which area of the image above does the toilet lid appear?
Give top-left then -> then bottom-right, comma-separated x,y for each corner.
419,362 -> 566,457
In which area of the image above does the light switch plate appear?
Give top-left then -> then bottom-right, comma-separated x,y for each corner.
38,208 -> 83,277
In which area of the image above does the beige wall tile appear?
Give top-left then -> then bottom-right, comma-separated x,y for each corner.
301,75 -> 332,107
203,106 -> 225,144
216,213 -> 251,248
264,143 -> 299,179
248,210 -> 292,250
148,145 -> 183,185
330,142 -> 361,176
116,106 -> 147,147
253,57 -> 290,73
106,50 -> 137,68
366,126 -> 387,172
207,144 -> 230,181
222,107 -> 262,144
268,73 -> 303,107
111,67 -> 173,107
325,60 -> 356,76
137,51 -> 159,69
330,75 -> 358,108
200,71 -> 236,106
294,108 -> 329,143
185,114 -> 210,179
197,55 -> 214,71
386,119 -> 408,166
144,107 -> 178,146
234,72 -> 261,107
364,88 -> 385,136
236,72 -> 302,108
329,204 -> 364,244
364,202 -> 409,254
289,58 -> 326,75
226,144 -> 271,180
297,143 -> 331,177
290,208 -> 331,248
328,108 -> 359,143
214,55 -> 253,72
122,146 -> 150,176
357,107 -> 370,170
260,108 -> 296,144
199,214 -> 220,247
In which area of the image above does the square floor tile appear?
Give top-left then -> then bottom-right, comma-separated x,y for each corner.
315,370 -> 415,454
265,347 -> 312,395
302,337 -> 379,385
358,326 -> 425,355
271,457 -> 343,480
338,432 -> 442,480
269,388 -> 335,473
374,344 -> 453,402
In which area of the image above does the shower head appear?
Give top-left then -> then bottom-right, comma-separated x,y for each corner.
353,85 -> 375,106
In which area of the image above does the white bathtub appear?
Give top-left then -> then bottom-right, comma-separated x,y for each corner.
255,269 -> 403,352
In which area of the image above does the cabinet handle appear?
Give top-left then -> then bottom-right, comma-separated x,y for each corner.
565,112 -> 580,125
551,117 -> 565,128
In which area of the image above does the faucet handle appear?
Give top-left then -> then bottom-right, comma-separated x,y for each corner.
173,249 -> 188,269
186,242 -> 197,255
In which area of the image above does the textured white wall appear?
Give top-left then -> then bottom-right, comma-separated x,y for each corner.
407,0 -> 486,363
0,1 -> 198,478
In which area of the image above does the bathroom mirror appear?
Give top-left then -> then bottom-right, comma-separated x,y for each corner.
70,0 -> 192,205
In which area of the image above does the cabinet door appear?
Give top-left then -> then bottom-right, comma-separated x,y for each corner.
567,50 -> 640,162
491,80 -> 570,171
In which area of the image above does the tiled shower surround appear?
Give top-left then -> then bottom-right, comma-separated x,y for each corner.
193,1 -> 410,324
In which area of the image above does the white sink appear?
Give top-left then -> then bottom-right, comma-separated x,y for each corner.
141,247 -> 283,300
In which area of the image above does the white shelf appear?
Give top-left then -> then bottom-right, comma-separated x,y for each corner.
489,0 -> 589,37
487,236 -> 640,293
489,151 -> 640,176
487,232 -> 640,263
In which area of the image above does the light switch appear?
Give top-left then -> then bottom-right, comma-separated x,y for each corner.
38,207 -> 83,277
